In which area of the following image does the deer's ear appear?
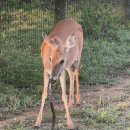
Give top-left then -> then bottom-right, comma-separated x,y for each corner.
44,36 -> 60,49
66,34 -> 76,49
50,37 -> 62,46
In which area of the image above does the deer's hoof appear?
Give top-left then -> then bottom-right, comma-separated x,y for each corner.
76,103 -> 80,107
68,103 -> 74,108
34,125 -> 40,129
34,118 -> 42,129
34,125 -> 41,129
67,120 -> 74,130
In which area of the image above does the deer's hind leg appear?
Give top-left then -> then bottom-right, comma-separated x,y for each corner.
73,60 -> 80,106
67,68 -> 75,108
74,68 -> 80,106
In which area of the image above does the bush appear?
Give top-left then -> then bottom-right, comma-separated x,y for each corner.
0,48 -> 43,88
80,0 -> 121,41
80,39 -> 130,84
1,0 -> 129,89
0,83 -> 41,112
0,8 -> 54,88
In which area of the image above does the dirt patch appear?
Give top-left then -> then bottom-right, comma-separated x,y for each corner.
0,110 -> 37,128
0,76 -> 130,129
80,76 -> 130,108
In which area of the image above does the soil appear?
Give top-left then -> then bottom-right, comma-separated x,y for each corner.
0,75 -> 130,129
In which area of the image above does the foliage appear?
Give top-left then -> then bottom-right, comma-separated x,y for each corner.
71,107 -> 117,126
80,0 -> 121,41
0,48 -> 43,88
0,0 -> 130,90
80,37 -> 130,84
0,0 -> 48,10
0,82 -> 42,113
0,8 -> 54,88
0,1 -> 130,130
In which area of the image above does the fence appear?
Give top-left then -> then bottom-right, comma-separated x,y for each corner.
1,0 -> 122,30
0,0 -> 124,88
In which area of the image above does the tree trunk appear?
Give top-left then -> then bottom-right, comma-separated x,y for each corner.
120,0 -> 130,20
54,0 -> 66,24
125,0 -> 130,20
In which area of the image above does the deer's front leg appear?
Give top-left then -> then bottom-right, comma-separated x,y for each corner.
67,68 -> 75,107
59,70 -> 74,129
35,70 -> 49,127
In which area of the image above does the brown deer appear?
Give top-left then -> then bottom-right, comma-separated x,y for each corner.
35,18 -> 84,129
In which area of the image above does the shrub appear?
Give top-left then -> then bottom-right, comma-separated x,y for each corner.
80,39 -> 130,84
0,8 -> 54,88
0,83 -> 41,112
0,48 -> 43,88
80,0 -> 121,41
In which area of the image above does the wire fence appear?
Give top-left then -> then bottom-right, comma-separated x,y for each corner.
1,0 -> 122,44
1,0 -> 121,29
0,0 -> 124,87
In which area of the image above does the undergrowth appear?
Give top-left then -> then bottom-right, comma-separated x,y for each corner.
0,82 -> 42,118
80,35 -> 130,84
0,0 -> 130,115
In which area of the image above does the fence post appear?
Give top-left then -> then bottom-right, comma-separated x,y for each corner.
54,0 -> 66,24
120,0 -> 130,20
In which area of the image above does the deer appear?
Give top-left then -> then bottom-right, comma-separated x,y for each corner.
35,18 -> 84,129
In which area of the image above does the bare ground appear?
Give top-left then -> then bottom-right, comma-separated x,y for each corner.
0,75 -> 130,130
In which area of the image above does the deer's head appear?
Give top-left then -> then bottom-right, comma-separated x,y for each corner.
42,34 -> 76,81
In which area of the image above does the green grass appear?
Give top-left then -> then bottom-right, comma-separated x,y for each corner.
0,3 -> 130,130
1,1 -> 130,88
71,107 -> 117,126
4,102 -> 130,130
1,33 -> 130,116
80,36 -> 130,84
0,82 -> 42,119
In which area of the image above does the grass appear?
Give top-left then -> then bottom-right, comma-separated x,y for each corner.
1,1 -> 130,87
71,107 -> 117,126
1,78 -> 130,130
0,2 -> 130,130
1,27 -> 130,118
0,82 -> 43,120
3,92 -> 130,130
80,34 -> 130,84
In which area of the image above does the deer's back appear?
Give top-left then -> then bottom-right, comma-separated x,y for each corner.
42,19 -> 83,69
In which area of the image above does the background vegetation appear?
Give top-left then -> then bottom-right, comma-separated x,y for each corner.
0,1 -> 130,129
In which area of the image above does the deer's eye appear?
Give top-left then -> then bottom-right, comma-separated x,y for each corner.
59,59 -> 64,64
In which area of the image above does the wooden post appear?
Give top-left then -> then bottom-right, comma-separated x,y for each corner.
120,0 -> 130,20
54,0 -> 66,23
